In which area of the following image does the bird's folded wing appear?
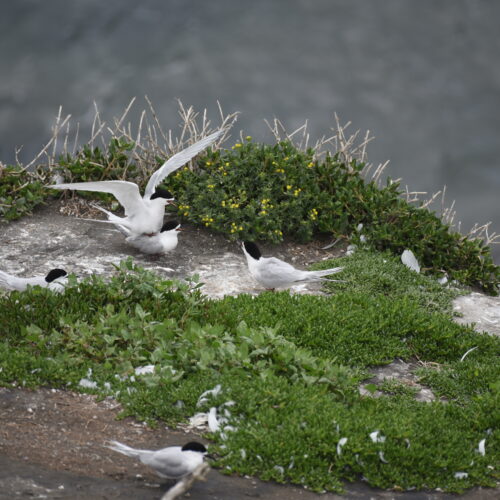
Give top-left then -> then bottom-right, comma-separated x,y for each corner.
262,258 -> 301,281
146,449 -> 186,476
50,181 -> 143,216
144,129 -> 224,198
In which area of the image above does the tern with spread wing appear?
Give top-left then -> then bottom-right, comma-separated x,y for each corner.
106,440 -> 207,479
241,241 -> 343,290
49,129 -> 223,236
0,268 -> 67,292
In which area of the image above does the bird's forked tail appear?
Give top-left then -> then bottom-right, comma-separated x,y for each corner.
106,440 -> 148,459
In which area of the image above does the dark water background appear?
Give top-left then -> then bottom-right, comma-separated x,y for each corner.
1,0 -> 499,261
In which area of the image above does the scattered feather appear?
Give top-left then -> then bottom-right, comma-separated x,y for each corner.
369,430 -> 386,443
360,234 -> 367,243
197,384 -> 222,407
337,437 -> 348,456
78,378 -> 97,389
454,472 -> 468,479
438,275 -> 448,285
134,365 -> 155,375
405,438 -> 411,449
356,223 -> 364,232
477,439 -> 486,456
208,407 -> 220,432
273,465 -> 284,475
345,244 -> 357,256
188,412 -> 209,428
401,249 -> 420,273
240,449 -> 247,459
321,238 -> 340,250
460,346 -> 478,362
378,451 -> 388,464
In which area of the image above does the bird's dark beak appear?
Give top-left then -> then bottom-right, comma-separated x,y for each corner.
175,227 -> 183,231
205,453 -> 216,460
167,200 -> 177,206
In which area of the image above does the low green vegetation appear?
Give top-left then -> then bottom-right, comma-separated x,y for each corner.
1,116 -> 499,492
0,258 -> 498,493
0,165 -> 47,221
1,135 -> 498,293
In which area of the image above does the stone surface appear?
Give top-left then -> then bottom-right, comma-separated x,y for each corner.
453,292 -> 500,337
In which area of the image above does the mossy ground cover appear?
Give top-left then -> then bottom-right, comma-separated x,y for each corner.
0,257 -> 498,493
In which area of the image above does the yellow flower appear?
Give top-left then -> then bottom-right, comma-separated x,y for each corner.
221,200 -> 226,207
307,162 -> 314,168
206,161 -> 212,166
225,162 -> 230,167
239,226 -> 243,231
234,143 -> 242,149
275,168 -> 284,173
183,212 -> 189,216
245,136 -> 252,141
207,184 -> 215,190
223,171 -> 227,176
293,188 -> 301,196
286,185 -> 292,190
260,210 -> 267,215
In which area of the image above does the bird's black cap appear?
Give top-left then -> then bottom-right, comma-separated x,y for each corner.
181,441 -> 207,453
151,188 -> 174,200
45,269 -> 67,283
243,241 -> 261,260
161,220 -> 180,232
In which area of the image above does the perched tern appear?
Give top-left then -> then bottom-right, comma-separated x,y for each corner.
106,440 -> 208,479
0,268 -> 67,292
49,129 -> 223,236
241,241 -> 344,290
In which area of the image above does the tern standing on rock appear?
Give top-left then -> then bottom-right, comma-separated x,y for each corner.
106,440 -> 208,480
241,241 -> 344,290
0,268 -> 68,292
49,129 -> 224,236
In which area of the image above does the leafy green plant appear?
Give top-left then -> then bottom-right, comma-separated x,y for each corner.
0,165 -> 48,220
163,138 -> 498,293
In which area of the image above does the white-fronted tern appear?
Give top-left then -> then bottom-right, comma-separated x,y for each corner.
49,129 -> 223,236
125,220 -> 182,254
241,241 -> 343,290
106,440 -> 207,479
0,268 -> 67,292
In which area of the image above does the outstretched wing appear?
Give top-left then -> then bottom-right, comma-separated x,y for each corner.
144,129 -> 224,199
50,181 -> 143,216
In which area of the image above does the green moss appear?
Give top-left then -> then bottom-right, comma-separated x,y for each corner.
0,257 -> 498,493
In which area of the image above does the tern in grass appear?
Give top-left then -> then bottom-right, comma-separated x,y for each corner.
0,268 -> 67,292
49,129 -> 223,236
241,241 -> 344,290
106,440 -> 208,479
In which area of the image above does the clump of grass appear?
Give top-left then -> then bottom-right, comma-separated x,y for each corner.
314,249 -> 463,314
0,258 -> 498,493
